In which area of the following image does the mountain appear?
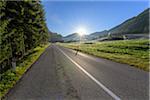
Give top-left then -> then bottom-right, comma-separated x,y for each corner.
63,8 -> 149,42
63,33 -> 80,42
49,32 -> 63,42
87,30 -> 108,40
63,31 -> 108,42
109,8 -> 149,35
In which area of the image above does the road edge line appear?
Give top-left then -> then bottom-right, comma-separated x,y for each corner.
57,46 -> 121,100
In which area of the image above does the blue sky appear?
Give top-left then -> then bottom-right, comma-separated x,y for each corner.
42,0 -> 149,36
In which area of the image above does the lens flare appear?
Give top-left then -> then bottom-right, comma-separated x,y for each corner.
76,27 -> 86,36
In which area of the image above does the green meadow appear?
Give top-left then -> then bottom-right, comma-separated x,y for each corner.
58,39 -> 149,71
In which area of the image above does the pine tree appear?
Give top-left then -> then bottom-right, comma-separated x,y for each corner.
0,1 -> 12,71
0,0 -> 49,73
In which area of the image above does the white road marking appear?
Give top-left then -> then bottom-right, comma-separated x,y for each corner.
57,47 -> 121,100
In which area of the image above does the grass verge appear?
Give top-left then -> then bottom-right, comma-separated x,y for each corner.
58,39 -> 149,71
0,43 -> 50,99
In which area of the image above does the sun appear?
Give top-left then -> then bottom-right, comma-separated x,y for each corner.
76,27 -> 87,36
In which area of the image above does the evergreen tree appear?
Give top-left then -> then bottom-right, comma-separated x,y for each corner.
0,0 -> 49,73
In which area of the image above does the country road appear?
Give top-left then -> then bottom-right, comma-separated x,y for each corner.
5,44 -> 149,100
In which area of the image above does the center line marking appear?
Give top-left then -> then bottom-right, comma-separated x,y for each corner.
57,46 -> 121,100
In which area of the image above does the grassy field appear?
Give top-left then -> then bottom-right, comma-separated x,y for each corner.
58,39 -> 149,71
0,43 -> 50,99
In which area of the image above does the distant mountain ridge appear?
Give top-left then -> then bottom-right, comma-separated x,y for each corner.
109,8 -> 149,35
63,33 -> 80,42
87,30 -> 108,40
63,8 -> 149,42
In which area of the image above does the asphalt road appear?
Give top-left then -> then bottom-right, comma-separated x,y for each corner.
5,44 -> 149,100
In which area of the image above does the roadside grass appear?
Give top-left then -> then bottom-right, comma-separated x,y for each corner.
58,39 -> 149,71
0,43 -> 50,98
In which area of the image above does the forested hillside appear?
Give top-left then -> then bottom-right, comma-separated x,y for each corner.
109,8 -> 149,35
0,1 -> 49,73
50,32 -> 63,42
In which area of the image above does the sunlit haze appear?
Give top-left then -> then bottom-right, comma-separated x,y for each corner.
76,27 -> 87,36
42,1 -> 148,36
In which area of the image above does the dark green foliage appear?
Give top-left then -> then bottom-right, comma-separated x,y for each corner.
50,32 -> 63,42
0,1 -> 49,73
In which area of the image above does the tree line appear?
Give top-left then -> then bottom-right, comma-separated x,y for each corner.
0,0 -> 49,73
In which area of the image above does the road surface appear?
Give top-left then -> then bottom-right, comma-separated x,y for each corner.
5,44 -> 149,100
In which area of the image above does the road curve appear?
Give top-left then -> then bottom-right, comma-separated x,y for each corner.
5,45 -> 149,100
